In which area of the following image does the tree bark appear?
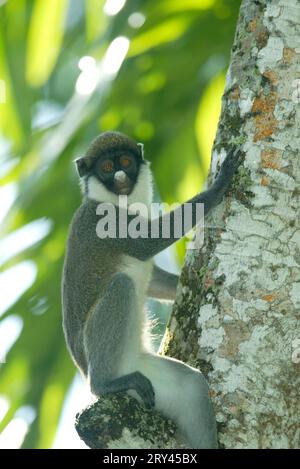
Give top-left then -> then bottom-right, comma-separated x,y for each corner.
76,0 -> 300,449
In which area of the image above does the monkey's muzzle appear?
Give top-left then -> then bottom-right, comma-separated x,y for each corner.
114,170 -> 132,195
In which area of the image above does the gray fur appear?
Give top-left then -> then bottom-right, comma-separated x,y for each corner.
147,265 -> 179,301
62,132 -> 242,448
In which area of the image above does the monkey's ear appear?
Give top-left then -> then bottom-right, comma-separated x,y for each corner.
74,157 -> 89,177
137,143 -> 144,159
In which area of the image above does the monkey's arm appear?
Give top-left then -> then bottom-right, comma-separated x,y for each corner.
109,148 -> 242,261
147,265 -> 179,301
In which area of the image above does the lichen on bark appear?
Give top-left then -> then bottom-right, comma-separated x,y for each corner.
75,393 -> 179,449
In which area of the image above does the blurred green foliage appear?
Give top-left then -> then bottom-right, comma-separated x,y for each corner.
0,0 -> 240,448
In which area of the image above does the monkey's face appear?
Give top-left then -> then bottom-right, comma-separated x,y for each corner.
90,151 -> 143,195
75,132 -> 146,197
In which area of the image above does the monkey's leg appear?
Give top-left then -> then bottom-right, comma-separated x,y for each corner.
83,273 -> 155,408
136,353 -> 217,449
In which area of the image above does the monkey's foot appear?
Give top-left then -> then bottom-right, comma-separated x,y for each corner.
101,371 -> 155,409
130,371 -> 155,409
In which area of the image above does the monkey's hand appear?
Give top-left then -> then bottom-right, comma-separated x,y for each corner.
216,147 -> 243,182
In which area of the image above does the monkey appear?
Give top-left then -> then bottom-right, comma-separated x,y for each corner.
62,131 -> 241,449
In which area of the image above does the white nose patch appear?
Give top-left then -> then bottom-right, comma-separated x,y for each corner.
114,170 -> 127,182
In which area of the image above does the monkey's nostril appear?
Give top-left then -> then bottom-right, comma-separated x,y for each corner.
114,170 -> 127,183
114,170 -> 131,195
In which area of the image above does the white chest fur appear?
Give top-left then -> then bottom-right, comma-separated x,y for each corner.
120,254 -> 153,305
116,254 -> 153,377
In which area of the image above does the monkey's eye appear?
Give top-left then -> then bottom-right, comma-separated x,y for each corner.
101,160 -> 114,173
120,155 -> 132,168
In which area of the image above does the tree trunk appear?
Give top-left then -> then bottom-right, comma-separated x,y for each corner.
76,0 -> 300,449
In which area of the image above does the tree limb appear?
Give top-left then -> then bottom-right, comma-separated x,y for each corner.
75,393 -> 181,449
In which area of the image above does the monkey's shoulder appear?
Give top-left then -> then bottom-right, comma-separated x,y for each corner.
69,199 -> 99,238
65,199 -> 127,274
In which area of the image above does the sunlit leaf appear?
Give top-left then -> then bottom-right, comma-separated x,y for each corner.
85,0 -> 107,43
137,72 -> 166,94
0,30 -> 23,144
5,0 -> 26,42
26,0 -> 69,87
38,379 -> 65,448
154,0 -> 216,14
129,18 -> 191,57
